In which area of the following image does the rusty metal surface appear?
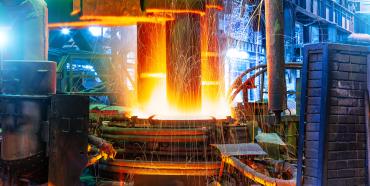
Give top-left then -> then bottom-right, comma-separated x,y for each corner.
143,0 -> 206,11
81,0 -> 142,17
211,143 -> 267,157
265,0 -> 286,114
0,97 -> 48,161
48,95 -> 89,186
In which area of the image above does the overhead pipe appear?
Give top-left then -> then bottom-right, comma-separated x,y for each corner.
228,63 -> 302,102
265,0 -> 286,122
227,63 -> 301,98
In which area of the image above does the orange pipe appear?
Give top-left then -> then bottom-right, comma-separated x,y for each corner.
101,134 -> 208,143
99,165 -> 218,176
103,160 -> 220,170
100,126 -> 208,136
115,149 -> 213,156
146,9 -> 205,15
222,157 -> 296,186
206,5 -> 223,10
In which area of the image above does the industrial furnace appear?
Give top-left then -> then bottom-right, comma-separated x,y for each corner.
0,0 -> 301,185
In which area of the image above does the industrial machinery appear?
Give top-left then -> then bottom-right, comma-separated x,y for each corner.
0,0 -> 297,185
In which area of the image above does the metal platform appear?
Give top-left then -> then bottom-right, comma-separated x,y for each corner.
211,143 -> 267,157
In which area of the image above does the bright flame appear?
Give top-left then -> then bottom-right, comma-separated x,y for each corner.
133,17 -> 231,120
133,83 -> 230,120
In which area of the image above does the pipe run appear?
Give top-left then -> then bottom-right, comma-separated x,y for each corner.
115,149 -> 213,157
99,165 -> 218,176
222,156 -> 296,186
228,63 -> 302,102
102,160 -> 220,170
100,126 -> 208,136
101,134 -> 208,143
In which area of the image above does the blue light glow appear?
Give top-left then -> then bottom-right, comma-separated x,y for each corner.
89,27 -> 102,37
0,27 -> 9,48
61,28 -> 71,35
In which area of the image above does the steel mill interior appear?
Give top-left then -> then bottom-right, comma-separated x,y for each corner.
0,0 -> 369,186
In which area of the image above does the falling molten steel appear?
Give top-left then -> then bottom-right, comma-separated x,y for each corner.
136,6 -> 229,119
166,14 -> 202,113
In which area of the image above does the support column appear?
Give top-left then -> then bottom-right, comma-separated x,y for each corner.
265,0 -> 286,119
166,14 -> 202,112
137,23 -> 166,108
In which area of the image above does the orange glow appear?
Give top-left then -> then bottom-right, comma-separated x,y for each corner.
132,9 -> 231,120
71,10 -> 80,16
145,9 -> 206,16
201,51 -> 219,57
140,73 -> 166,79
206,5 -> 224,11
49,16 -> 173,28
72,0 -> 81,15
49,21 -> 124,28
133,83 -> 230,119
61,11 -> 230,119
80,15 -> 174,23
202,81 -> 220,86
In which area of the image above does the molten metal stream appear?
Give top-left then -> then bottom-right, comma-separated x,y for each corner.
135,17 -> 230,119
